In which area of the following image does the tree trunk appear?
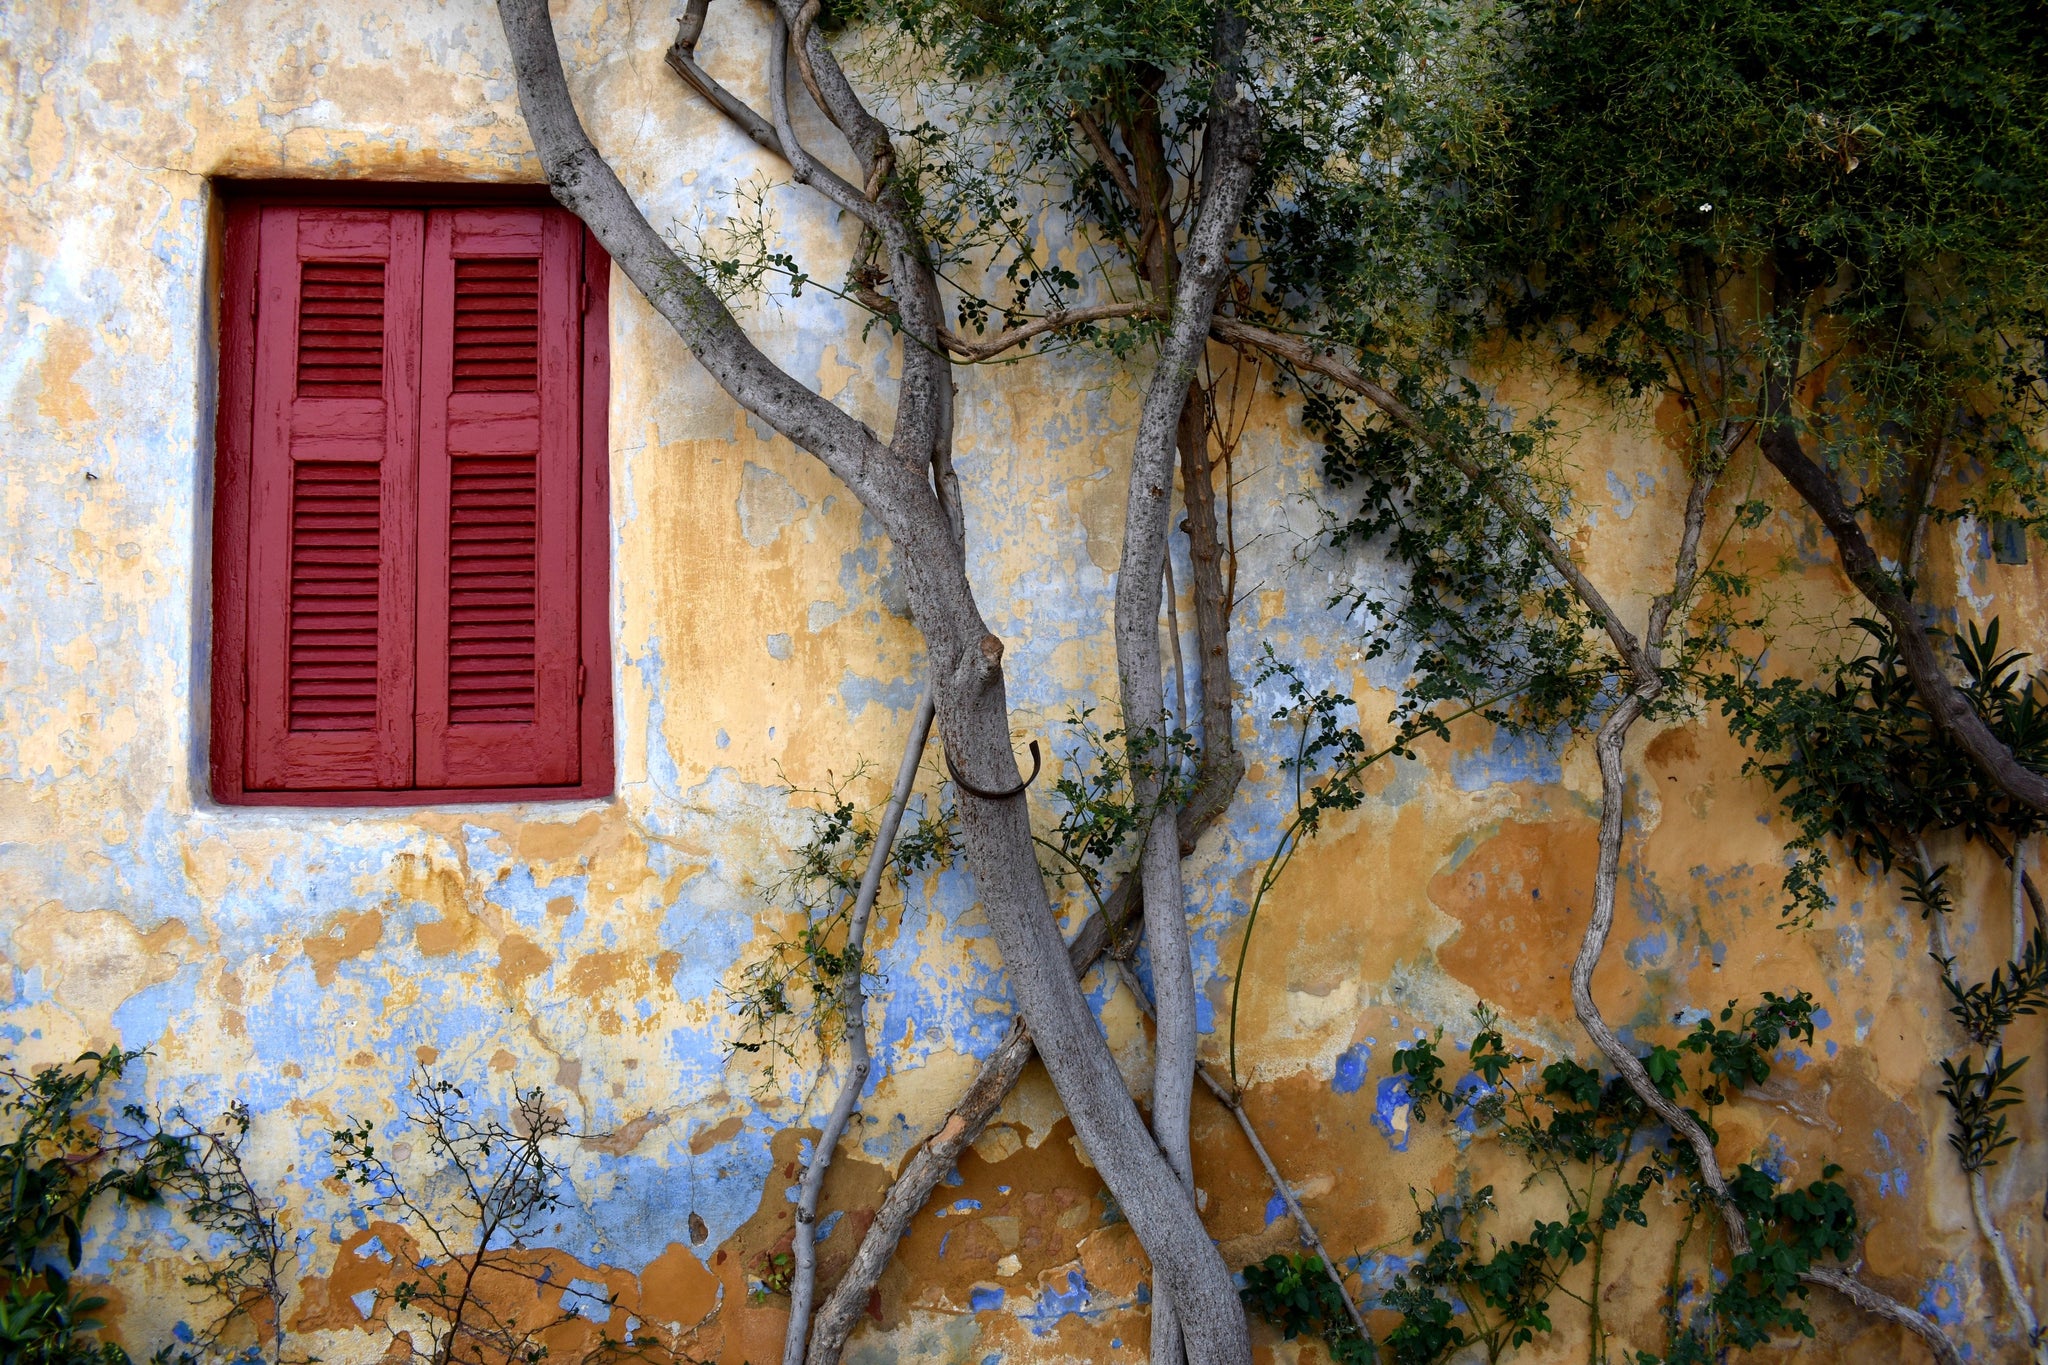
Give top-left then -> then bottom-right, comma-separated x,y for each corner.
491,4 -> 1251,1359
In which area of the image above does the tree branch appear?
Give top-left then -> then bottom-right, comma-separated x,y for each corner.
497,9 -> 1253,1365
665,3 -> 788,160
768,15 -> 891,236
1562,466 -> 1966,1365
942,302 -> 1162,362
1756,261 -> 2048,817
1114,17 -> 1261,1361
1110,958 -> 1368,1341
783,695 -> 936,1365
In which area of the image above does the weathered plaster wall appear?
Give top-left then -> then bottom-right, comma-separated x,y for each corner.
2,3 -> 2043,1363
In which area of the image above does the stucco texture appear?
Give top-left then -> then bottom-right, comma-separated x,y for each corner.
1,3 -> 2042,1363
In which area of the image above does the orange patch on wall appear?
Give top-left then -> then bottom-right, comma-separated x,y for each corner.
495,932 -> 551,994
638,1242 -> 723,1333
36,322 -> 96,424
302,909 -> 383,987
1430,820 -> 1599,1023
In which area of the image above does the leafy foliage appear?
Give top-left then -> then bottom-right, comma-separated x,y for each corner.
1239,1253 -> 1372,1365
1712,614 -> 2048,922
727,766 -> 958,1086
0,1051 -> 294,1365
1242,998 -> 1856,1364
1037,708 -> 1198,911
0,1050 -> 170,1365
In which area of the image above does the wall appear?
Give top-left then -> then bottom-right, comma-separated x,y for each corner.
0,3 -> 2040,1362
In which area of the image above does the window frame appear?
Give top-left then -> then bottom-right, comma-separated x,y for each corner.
209,182 -> 614,807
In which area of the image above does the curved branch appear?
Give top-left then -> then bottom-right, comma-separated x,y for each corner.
1759,415 -> 2048,816
787,0 -> 833,135
502,0 -> 906,514
1757,260 -> 2048,817
665,11 -> 787,159
768,16 -> 890,235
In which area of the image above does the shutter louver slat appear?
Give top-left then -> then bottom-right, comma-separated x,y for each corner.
287,460 -> 381,731
453,258 -> 539,392
297,262 -> 387,396
446,452 -> 538,722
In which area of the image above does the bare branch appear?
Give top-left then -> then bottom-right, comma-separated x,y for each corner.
784,696 -> 936,1365
788,0 -> 833,135
665,10 -> 788,160
1071,105 -> 1145,219
769,15 -> 891,235
1110,958 -> 1369,1342
804,901 -> 1117,1365
1114,17 -> 1261,1360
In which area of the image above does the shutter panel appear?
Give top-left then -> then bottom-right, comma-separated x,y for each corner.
244,208 -> 423,790
414,208 -> 583,788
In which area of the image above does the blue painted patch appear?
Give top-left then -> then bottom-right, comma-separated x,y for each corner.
1868,1130 -> 1909,1199
1757,1132 -> 1790,1183
565,1278 -> 612,1323
1449,725 -> 1567,791
1624,932 -> 1668,969
970,1285 -> 1004,1312
1018,1269 -> 1093,1335
1919,1261 -> 1965,1326
1264,1193 -> 1288,1227
838,669 -> 922,718
1332,1042 -> 1371,1094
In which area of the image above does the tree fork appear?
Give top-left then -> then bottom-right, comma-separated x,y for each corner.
806,384 -> 1249,1365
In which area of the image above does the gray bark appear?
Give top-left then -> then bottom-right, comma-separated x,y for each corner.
492,5 -> 1250,1361
1110,20 -> 1260,1363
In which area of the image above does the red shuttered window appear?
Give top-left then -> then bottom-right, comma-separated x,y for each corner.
211,193 -> 612,805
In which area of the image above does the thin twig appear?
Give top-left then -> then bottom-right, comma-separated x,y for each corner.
783,694 -> 937,1365
943,301 -> 1161,361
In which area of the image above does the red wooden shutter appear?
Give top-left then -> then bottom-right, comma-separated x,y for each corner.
244,208 -> 423,790
413,208 -> 583,788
